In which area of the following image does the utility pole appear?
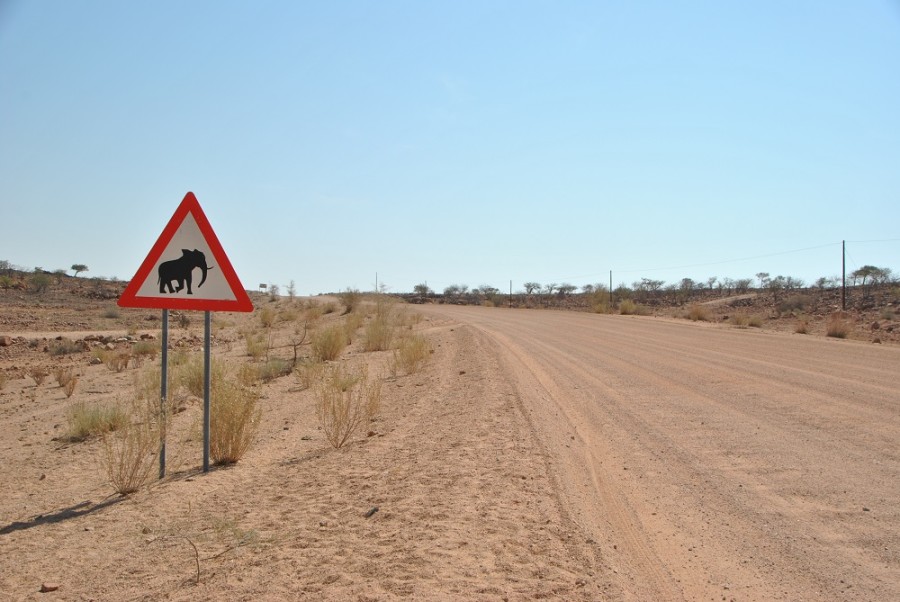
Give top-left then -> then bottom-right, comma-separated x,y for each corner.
842,241 -> 846,311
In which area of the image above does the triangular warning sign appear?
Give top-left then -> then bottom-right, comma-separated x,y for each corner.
118,192 -> 254,312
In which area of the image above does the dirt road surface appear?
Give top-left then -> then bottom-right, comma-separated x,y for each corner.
418,305 -> 900,601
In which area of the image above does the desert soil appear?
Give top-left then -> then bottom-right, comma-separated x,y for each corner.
1,299 -> 899,601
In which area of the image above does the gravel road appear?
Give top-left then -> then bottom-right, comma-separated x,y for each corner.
418,305 -> 900,601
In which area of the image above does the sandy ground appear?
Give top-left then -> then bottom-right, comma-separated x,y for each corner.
2,302 -> 899,600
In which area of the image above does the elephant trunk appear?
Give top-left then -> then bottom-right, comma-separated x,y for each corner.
198,265 -> 213,288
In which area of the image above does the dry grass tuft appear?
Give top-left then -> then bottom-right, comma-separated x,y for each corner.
795,319 -> 810,334
210,380 -> 261,465
27,367 -> 49,386
618,299 -> 637,315
826,312 -> 850,339
730,314 -> 750,328
748,315 -> 765,328
316,364 -> 381,449
392,334 -> 431,376
686,304 -> 711,321
101,410 -> 158,496
67,400 -> 128,441
313,325 -> 348,361
294,360 -> 325,391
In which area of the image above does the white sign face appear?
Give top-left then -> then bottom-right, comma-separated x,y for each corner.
132,213 -> 238,301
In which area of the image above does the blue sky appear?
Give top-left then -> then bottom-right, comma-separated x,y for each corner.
2,1 -> 898,295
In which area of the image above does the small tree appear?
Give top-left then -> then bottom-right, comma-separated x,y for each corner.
413,283 -> 432,297
71,264 -> 89,277
523,282 -> 541,295
286,280 -> 297,301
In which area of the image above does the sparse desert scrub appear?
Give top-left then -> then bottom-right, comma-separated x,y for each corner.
826,312 -> 850,338
55,367 -> 75,387
730,314 -> 750,328
258,306 -> 276,328
363,311 -> 395,352
131,341 -> 159,368
339,288 -> 361,314
49,338 -> 82,356
67,400 -> 128,441
102,307 -> 121,319
243,329 -> 268,360
95,349 -> 131,372
315,364 -> 381,449
294,359 -> 325,390
101,407 -> 159,495
343,311 -> 365,343
254,358 -> 294,383
392,334 -> 431,376
686,304 -> 711,321
748,315 -> 765,328
27,367 -> 48,386
175,354 -> 226,399
210,380 -> 261,465
313,324 -> 348,361
618,299 -> 637,315
795,319 -> 810,334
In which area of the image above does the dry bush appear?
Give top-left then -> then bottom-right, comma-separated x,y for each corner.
210,380 -> 261,465
258,306 -> 276,328
27,367 -> 48,386
392,334 -> 431,376
343,312 -> 365,343
686,304 -> 711,321
313,325 -> 348,361
49,338 -> 82,356
321,302 -> 337,315
795,319 -> 810,334
256,358 -> 293,383
55,367 -> 75,387
176,354 -> 225,399
304,304 -> 324,322
618,299 -> 637,315
63,376 -> 78,398
339,289 -> 361,314
132,341 -> 159,366
95,349 -> 131,372
67,401 -> 128,441
827,313 -> 850,338
294,360 -> 325,391
363,313 -> 395,352
316,365 -> 381,449
237,363 -> 260,388
244,329 -> 268,360
101,410 -> 158,495
730,314 -> 750,328
748,315 -> 764,328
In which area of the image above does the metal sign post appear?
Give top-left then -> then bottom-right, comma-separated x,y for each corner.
159,309 -> 168,478
203,311 -> 212,472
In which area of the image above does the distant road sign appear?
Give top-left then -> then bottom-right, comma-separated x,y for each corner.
118,192 -> 253,312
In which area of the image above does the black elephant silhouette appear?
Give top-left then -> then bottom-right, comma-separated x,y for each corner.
157,249 -> 214,294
